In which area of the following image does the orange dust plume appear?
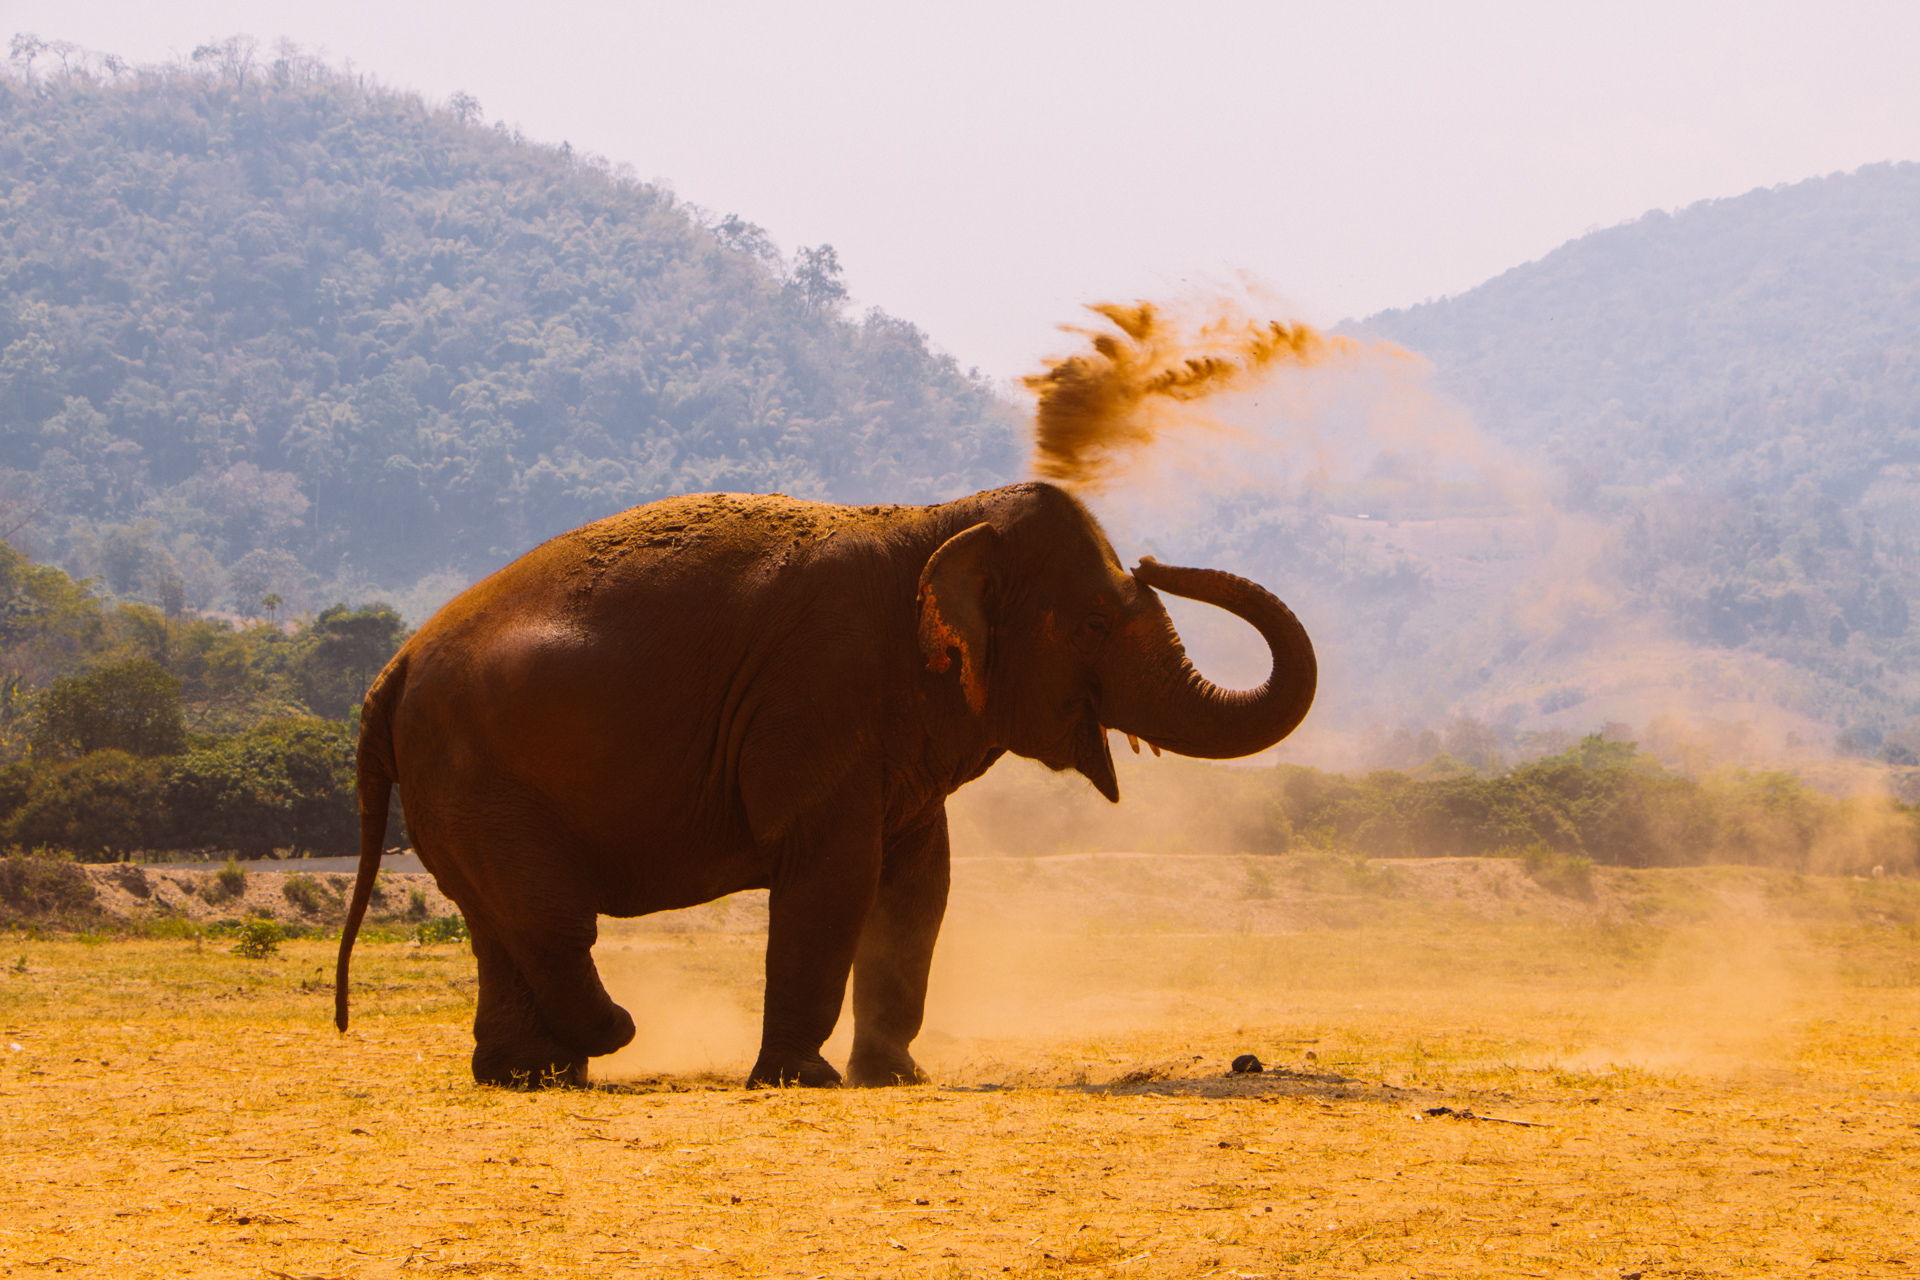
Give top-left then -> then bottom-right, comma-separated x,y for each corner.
1024,300 -> 1356,490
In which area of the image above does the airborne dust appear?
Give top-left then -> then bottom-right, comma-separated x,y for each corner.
588,292 -> 1909,1093
1023,300 -> 1366,491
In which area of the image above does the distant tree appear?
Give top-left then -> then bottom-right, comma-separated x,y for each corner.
190,35 -> 257,91
789,245 -> 849,318
714,214 -> 783,270
100,527 -> 147,595
261,593 -> 282,624
295,604 -> 409,720
32,659 -> 185,759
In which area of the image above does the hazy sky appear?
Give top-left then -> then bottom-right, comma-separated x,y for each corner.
11,1 -> 1920,381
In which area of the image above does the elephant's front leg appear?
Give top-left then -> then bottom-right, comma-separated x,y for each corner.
847,807 -> 950,1087
749,802 -> 885,1088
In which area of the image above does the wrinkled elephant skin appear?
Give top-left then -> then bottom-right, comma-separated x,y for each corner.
335,483 -> 1315,1088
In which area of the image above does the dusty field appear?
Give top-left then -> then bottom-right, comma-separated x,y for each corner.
3,855 -> 1918,1278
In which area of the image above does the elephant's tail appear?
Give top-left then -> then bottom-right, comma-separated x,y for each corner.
336,655 -> 405,1034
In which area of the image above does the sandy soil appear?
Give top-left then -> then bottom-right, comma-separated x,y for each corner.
3,857 -> 1917,1277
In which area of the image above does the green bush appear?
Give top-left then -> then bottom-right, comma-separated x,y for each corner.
163,718 -> 356,857
213,859 -> 247,901
1280,850 -> 1399,897
1260,735 -> 1862,871
297,605 -> 409,720
1241,864 -> 1275,901
5,751 -> 166,861
405,887 -> 429,921
416,914 -> 469,945
231,918 -> 284,959
0,762 -> 34,828
282,873 -> 326,914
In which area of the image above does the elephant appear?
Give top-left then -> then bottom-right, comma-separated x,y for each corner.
334,481 -> 1314,1088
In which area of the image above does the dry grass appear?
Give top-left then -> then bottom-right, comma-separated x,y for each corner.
3,857 -> 1918,1277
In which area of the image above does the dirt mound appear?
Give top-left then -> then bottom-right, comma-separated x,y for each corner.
2,858 -> 458,931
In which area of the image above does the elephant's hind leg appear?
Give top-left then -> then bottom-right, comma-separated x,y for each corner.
508,918 -> 636,1060
468,917 -> 635,1088
470,924 -> 586,1087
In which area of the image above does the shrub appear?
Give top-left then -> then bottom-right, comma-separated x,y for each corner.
1241,864 -> 1275,901
231,918 -> 284,959
5,751 -> 166,860
405,887 -> 429,920
0,847 -> 97,919
297,604 -> 409,720
213,859 -> 247,901
282,873 -> 326,914
1281,850 -> 1400,897
416,914 -> 469,945
0,762 -> 33,827
1520,845 -> 1596,900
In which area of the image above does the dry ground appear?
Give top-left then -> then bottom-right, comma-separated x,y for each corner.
3,855 -> 1917,1278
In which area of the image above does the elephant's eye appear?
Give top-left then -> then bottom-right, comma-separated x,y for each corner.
1082,615 -> 1111,639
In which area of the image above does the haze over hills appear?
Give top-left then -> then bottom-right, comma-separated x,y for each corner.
4,41 -> 1919,773
0,43 -> 1018,616
1359,163 -> 1920,504
1329,165 -> 1920,762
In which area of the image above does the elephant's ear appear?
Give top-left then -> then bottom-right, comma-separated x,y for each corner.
917,522 -> 999,715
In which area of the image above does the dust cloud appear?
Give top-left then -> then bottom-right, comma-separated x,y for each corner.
593,935 -> 764,1079
1009,288 -> 1901,800
1023,299 -> 1388,492
587,853 -> 1899,1089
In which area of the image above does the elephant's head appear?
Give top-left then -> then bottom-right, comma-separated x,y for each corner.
917,483 -> 1316,800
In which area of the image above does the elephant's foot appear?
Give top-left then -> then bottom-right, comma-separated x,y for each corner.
567,1001 -> 637,1060
847,1046 -> 930,1087
746,1052 -> 844,1089
472,1036 -> 591,1090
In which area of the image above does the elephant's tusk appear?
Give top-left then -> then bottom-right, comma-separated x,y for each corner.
1126,733 -> 1141,755
1148,740 -> 1161,757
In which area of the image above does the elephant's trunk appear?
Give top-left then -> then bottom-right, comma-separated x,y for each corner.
1096,558 -> 1315,760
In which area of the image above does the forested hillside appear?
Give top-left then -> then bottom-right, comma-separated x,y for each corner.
0,41 -> 1020,615
1342,165 -> 1920,754
1359,163 -> 1920,503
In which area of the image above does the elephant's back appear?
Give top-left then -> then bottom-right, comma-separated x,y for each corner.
382,491 -> 890,846
416,492 -> 848,644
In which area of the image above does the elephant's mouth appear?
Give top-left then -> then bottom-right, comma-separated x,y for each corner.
1069,703 -> 1120,802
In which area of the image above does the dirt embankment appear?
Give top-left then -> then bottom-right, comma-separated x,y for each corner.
0,857 -> 457,931
7,849 -> 1914,936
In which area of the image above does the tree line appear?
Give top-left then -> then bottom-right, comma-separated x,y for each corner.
954,734 -> 1917,877
0,536 -> 403,859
